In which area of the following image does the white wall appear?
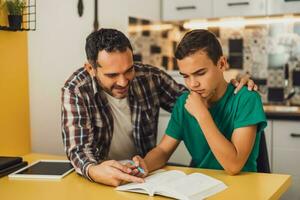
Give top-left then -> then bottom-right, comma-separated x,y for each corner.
28,0 -> 160,155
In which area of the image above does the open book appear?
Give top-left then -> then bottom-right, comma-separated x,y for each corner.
116,170 -> 227,200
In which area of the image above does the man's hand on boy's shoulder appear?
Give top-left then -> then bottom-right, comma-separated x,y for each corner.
231,74 -> 258,94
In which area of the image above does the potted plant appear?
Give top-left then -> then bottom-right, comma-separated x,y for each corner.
4,0 -> 25,29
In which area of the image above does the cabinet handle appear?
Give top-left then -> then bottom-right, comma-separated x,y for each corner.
285,0 -> 300,2
290,133 -> 300,137
176,6 -> 196,11
227,2 -> 249,6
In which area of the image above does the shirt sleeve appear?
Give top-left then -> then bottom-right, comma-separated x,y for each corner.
234,91 -> 267,133
165,93 -> 188,140
61,87 -> 98,181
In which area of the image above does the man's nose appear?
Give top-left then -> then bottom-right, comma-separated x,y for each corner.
117,75 -> 128,87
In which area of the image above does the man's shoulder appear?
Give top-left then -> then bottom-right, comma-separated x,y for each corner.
62,67 -> 92,92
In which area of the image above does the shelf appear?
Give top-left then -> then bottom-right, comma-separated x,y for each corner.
0,25 -> 32,31
0,0 -> 36,32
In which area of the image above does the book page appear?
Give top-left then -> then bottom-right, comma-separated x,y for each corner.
115,170 -> 186,196
157,173 -> 227,200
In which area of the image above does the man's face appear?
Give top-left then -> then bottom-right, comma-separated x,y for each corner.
94,48 -> 135,99
178,50 -> 226,100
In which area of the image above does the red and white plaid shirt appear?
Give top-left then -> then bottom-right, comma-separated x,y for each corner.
61,63 -> 186,179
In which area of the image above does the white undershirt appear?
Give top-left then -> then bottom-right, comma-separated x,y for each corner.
105,92 -> 137,160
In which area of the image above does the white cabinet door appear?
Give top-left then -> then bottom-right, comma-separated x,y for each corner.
264,120 -> 273,170
268,0 -> 300,15
213,0 -> 266,18
272,120 -> 300,200
162,0 -> 213,21
157,110 -> 191,166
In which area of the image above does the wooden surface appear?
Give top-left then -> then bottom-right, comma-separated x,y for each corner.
0,153 -> 291,200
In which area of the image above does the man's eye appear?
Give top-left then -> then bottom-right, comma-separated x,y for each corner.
106,74 -> 117,78
126,68 -> 134,74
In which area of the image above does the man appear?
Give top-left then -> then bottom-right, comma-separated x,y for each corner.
61,28 -> 257,186
134,29 -> 267,176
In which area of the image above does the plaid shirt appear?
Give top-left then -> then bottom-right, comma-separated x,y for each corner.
61,63 -> 186,179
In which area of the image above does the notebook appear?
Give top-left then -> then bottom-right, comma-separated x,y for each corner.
0,156 -> 23,170
8,160 -> 74,180
116,170 -> 227,200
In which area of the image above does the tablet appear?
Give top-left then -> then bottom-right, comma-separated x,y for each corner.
8,160 -> 74,180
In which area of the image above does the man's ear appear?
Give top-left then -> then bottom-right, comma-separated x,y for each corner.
218,56 -> 228,72
84,62 -> 96,77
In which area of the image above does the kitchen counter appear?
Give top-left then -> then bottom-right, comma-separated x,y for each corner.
263,105 -> 300,121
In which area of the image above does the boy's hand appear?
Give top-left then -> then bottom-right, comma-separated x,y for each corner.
131,155 -> 149,177
185,91 -> 209,119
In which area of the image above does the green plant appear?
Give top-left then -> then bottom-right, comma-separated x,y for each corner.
5,0 -> 25,15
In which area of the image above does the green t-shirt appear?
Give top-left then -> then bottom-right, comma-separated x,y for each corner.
166,83 -> 267,172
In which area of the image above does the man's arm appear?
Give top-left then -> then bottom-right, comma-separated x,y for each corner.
62,88 -> 143,186
62,88 -> 98,179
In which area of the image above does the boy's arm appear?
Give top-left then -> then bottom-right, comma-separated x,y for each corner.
197,113 -> 257,175
186,91 -> 257,175
134,135 -> 180,174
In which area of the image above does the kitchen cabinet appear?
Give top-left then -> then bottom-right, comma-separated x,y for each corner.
213,0 -> 266,18
267,0 -> 300,15
162,0 -> 213,21
272,120 -> 300,200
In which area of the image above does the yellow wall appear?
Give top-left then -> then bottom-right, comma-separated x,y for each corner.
0,10 -> 31,155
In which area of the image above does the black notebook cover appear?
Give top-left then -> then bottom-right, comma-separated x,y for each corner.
0,161 -> 28,178
0,156 -> 23,170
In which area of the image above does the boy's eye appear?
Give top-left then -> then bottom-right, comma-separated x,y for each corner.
197,71 -> 206,76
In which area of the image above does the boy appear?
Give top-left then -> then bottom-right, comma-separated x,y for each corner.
133,29 -> 267,176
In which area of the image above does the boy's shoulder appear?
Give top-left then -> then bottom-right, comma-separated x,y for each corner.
235,85 -> 261,99
177,92 -> 189,103
233,85 -> 262,107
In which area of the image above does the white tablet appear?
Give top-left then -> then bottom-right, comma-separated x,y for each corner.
8,160 -> 74,180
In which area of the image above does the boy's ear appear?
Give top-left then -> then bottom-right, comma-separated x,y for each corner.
84,62 -> 96,77
218,56 -> 228,72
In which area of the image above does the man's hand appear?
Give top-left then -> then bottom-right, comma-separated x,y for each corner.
88,160 -> 144,187
185,91 -> 208,119
231,74 -> 258,94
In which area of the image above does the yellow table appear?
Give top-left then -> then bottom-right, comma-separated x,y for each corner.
0,154 -> 291,200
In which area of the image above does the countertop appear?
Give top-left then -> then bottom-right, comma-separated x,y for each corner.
263,105 -> 300,120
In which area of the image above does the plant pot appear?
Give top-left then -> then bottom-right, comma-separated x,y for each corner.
8,15 -> 22,30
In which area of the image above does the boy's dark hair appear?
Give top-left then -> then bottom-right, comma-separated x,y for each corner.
175,29 -> 223,65
85,28 -> 133,68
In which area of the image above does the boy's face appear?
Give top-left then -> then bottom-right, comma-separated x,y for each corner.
94,48 -> 135,99
178,50 -> 227,100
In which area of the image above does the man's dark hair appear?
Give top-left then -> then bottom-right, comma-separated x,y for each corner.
85,28 -> 133,68
175,29 -> 223,65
